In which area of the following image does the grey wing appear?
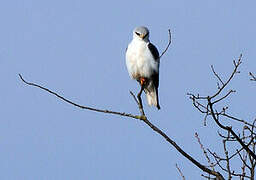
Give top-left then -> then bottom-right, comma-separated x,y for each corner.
148,43 -> 159,60
147,43 -> 160,109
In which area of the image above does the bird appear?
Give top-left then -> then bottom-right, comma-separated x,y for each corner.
126,26 -> 160,110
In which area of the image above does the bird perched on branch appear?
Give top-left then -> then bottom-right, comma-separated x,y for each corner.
126,26 -> 160,109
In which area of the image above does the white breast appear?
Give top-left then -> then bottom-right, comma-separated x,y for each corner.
126,39 -> 159,80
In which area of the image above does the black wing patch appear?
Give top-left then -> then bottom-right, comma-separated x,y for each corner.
148,43 -> 159,60
152,71 -> 159,88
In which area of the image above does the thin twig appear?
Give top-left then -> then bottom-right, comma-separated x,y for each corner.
159,29 -> 172,59
136,85 -> 146,116
129,91 -> 145,116
210,54 -> 242,100
195,132 -> 213,169
211,65 -> 224,86
221,113 -> 255,128
176,163 -> 186,180
249,72 -> 256,81
237,149 -> 250,169
129,91 -> 139,104
212,90 -> 235,104
223,140 -> 232,180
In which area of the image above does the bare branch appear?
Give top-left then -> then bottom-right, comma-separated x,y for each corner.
212,90 -> 235,105
139,115 -> 224,179
220,113 -> 256,128
159,29 -> 172,59
19,74 -> 145,120
211,65 -> 224,86
176,163 -> 186,180
237,149 -> 250,170
208,148 -> 250,179
195,132 -> 213,169
210,54 -> 242,100
188,54 -> 256,179
19,74 -> 224,179
188,54 -> 256,160
249,72 -> 256,81
201,174 -> 214,179
223,140 -> 232,180
208,98 -> 256,160
129,91 -> 145,116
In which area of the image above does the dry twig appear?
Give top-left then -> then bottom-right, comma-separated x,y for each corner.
159,29 -> 172,59
249,72 -> 256,81
176,163 -> 186,180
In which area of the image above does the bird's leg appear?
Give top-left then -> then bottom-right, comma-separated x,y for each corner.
137,77 -> 146,115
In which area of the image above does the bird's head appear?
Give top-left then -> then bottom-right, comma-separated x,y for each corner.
133,26 -> 150,42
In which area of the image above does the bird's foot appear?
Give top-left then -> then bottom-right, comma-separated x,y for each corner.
140,77 -> 146,86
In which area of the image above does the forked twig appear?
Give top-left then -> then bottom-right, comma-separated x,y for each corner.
129,91 -> 145,116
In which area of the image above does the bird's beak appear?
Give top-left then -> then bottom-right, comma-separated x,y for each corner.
140,34 -> 145,39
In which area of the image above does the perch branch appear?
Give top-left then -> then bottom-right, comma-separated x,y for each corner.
19,73 -> 224,179
19,74 -> 145,121
129,91 -> 145,116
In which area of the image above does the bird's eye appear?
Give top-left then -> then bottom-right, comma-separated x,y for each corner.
135,32 -> 140,36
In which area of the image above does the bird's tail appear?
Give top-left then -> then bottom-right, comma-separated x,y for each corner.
144,83 -> 160,110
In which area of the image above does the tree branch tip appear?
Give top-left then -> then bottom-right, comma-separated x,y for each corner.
18,73 -> 27,84
129,90 -> 136,98
233,60 -> 236,66
18,73 -> 23,80
168,29 -> 171,38
159,29 -> 172,59
186,92 -> 193,96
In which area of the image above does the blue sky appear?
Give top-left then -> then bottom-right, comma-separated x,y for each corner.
1,0 -> 256,179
